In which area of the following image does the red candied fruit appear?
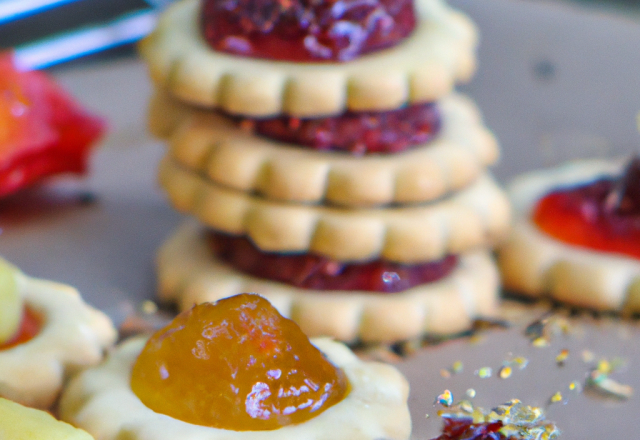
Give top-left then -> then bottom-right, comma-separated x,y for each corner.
431,418 -> 507,440
201,0 -> 417,62
237,102 -> 441,154
0,52 -> 104,198
209,231 -> 458,292
0,308 -> 41,351
533,158 -> 640,260
130,294 -> 349,431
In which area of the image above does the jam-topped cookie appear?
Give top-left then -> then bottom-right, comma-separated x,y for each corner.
0,397 -> 94,440
139,0 -> 477,116
60,294 -> 411,439
0,257 -> 116,409
499,158 -> 640,312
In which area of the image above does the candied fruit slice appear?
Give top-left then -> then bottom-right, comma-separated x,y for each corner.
0,52 -> 104,198
0,257 -> 22,343
209,231 -> 458,292
131,294 -> 349,431
201,0 -> 416,62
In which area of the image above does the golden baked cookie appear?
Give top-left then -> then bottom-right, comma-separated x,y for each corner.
60,336 -> 410,440
156,221 -> 500,342
498,159 -> 640,312
0,397 -> 94,440
0,263 -> 116,409
151,91 -> 499,207
139,0 -> 477,117
159,158 -> 511,263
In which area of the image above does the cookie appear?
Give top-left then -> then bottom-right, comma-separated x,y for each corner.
159,158 -> 511,262
0,269 -> 116,409
498,159 -> 640,312
139,0 -> 477,117
60,336 -> 410,440
152,92 -> 499,207
156,222 -> 499,342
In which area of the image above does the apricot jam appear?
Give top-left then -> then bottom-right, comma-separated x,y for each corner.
236,102 -> 440,154
533,159 -> 640,259
0,308 -> 41,350
201,0 -> 416,62
209,231 -> 458,292
130,294 -> 349,431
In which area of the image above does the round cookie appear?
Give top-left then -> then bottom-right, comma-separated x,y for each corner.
139,0 -> 477,117
159,158 -> 511,263
498,159 -> 640,312
157,222 -> 500,343
0,266 -> 116,409
152,92 -> 499,207
60,336 -> 410,440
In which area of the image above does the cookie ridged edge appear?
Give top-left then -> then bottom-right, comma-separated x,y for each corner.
153,92 -> 499,207
157,222 -> 500,343
159,159 -> 511,262
139,0 -> 477,117
498,159 -> 640,312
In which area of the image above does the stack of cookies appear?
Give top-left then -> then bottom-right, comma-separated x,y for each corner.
140,0 -> 511,343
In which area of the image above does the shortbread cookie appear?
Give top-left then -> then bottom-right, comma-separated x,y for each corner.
139,0 -> 477,117
499,159 -> 640,312
159,158 -> 511,262
157,221 -> 499,342
0,268 -> 116,409
60,336 -> 410,440
152,92 -> 499,207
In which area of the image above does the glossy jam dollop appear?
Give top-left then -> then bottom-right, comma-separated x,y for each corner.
0,308 -> 41,351
236,102 -> 440,154
431,418 -> 506,440
0,52 -> 104,198
201,0 -> 416,62
209,231 -> 458,292
533,159 -> 640,259
130,294 -> 349,431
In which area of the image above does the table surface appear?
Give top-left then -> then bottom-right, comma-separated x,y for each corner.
1,0 -> 640,438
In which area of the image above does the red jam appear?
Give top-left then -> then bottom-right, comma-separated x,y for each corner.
0,308 -> 41,350
431,418 -> 507,440
0,52 -> 104,198
201,0 -> 416,62
209,231 -> 458,292
533,159 -> 640,260
236,102 -> 440,154
131,294 -> 349,431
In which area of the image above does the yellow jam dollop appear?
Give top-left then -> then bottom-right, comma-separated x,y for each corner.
130,294 -> 349,431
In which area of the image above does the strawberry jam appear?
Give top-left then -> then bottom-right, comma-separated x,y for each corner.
431,418 -> 506,440
0,308 -> 41,351
533,158 -> 640,259
0,52 -> 104,198
201,0 -> 416,62
131,294 -> 349,431
209,231 -> 458,292
236,102 -> 440,154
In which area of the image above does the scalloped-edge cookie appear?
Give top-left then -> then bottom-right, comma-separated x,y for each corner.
156,221 -> 500,342
152,92 -> 499,207
60,336 -> 411,440
139,0 -> 477,117
498,159 -> 640,312
159,157 -> 511,263
0,268 -> 117,409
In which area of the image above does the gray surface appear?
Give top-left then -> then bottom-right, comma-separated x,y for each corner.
0,0 -> 639,438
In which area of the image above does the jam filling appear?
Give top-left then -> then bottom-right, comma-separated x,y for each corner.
131,294 -> 349,431
235,102 -> 441,154
533,158 -> 640,259
431,418 -> 507,440
201,0 -> 417,62
0,308 -> 41,350
209,231 -> 458,292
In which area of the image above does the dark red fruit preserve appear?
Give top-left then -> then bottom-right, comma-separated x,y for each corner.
236,102 -> 440,154
208,231 -> 458,292
201,0 -> 417,62
533,158 -> 640,260
431,418 -> 506,440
